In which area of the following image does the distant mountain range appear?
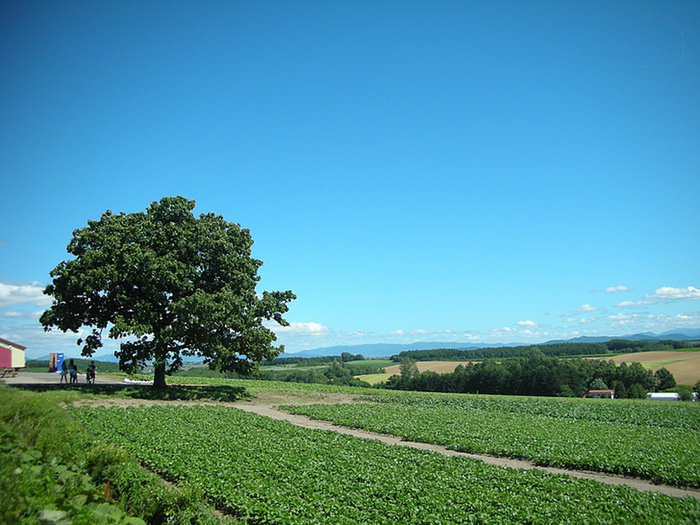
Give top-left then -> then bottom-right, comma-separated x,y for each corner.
33,329 -> 700,363
285,329 -> 700,359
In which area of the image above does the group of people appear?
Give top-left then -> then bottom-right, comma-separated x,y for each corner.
60,359 -> 97,384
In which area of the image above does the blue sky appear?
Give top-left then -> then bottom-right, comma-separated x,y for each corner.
1,1 -> 698,359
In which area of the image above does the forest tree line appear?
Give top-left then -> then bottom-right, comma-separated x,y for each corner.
391,339 -> 699,363
263,352 -> 366,366
383,349 -> 677,398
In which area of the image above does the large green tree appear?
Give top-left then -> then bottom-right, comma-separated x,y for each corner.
40,197 -> 296,388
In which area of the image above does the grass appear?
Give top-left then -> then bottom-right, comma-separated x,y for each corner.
355,372 -> 392,385
639,359 -> 689,368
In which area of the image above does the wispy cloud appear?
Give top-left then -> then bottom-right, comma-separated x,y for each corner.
271,321 -> 329,334
616,286 -> 700,308
576,304 -> 598,313
0,282 -> 51,308
567,316 -> 597,324
517,320 -> 537,327
607,311 -> 700,332
0,311 -> 24,318
605,285 -> 631,293
616,300 -> 650,308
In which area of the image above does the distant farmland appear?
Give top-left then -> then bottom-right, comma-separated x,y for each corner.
375,350 -> 700,386
605,351 -> 700,386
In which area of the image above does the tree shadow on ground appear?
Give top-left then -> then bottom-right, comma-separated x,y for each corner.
11,384 -> 249,402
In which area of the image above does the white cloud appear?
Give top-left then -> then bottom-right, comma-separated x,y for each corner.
614,286 -> 699,308
272,321 -> 328,334
0,311 -> 24,318
576,304 -> 598,313
605,285 -> 631,293
517,320 -> 537,327
605,310 -> 700,333
649,286 -> 700,302
609,313 -> 632,321
0,282 -> 52,308
616,299 -> 650,308
566,316 -> 595,324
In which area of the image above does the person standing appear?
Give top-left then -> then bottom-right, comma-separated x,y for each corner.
60,360 -> 68,384
86,361 -> 96,384
68,359 -> 78,384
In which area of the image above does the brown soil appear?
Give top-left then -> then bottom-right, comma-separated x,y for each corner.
71,390 -> 700,500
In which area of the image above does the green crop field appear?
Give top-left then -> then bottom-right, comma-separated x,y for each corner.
284,394 -> 700,488
69,403 -> 700,524
5,378 -> 700,523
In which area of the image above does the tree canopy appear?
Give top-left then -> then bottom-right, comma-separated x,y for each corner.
383,350 -> 658,398
40,196 -> 296,387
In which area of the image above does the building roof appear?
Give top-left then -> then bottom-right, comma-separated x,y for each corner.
0,338 -> 27,350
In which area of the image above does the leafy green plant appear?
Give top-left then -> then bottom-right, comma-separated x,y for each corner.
284,394 -> 700,487
69,404 -> 700,524
0,387 -> 231,524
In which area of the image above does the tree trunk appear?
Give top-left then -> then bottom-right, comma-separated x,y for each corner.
153,358 -> 167,389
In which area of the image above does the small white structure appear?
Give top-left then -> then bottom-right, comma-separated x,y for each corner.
647,392 -> 699,402
647,392 -> 681,401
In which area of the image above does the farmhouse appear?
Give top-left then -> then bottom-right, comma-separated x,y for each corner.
584,389 -> 615,399
0,337 -> 26,377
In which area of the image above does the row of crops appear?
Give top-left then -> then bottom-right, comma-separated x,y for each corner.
283,395 -> 700,488
70,403 -> 700,524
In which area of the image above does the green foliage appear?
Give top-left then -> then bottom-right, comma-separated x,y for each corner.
264,352 -> 366,366
0,387 -> 231,524
628,383 -> 648,399
399,357 -> 419,379
0,388 -> 142,523
655,367 -> 677,391
69,403 -> 700,524
260,359 -> 373,387
382,351 -> 658,397
40,196 -> 295,387
588,378 -> 608,390
0,439 -> 146,525
286,395 -> 700,488
676,385 -> 697,402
